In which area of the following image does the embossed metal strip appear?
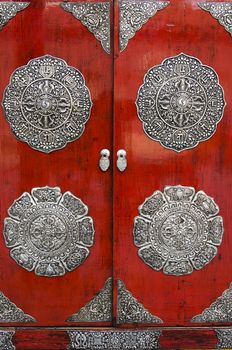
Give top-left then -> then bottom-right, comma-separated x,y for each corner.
136,53 -> 226,152
119,0 -> 169,52
0,331 -> 15,350
134,185 -> 224,276
2,55 -> 93,153
191,283 -> 232,322
67,330 -> 162,349
117,280 -> 163,324
61,2 -> 111,54
67,277 -> 112,322
198,2 -> 232,37
3,186 -> 94,277
0,292 -> 36,323
0,2 -> 29,30
216,329 -> 232,349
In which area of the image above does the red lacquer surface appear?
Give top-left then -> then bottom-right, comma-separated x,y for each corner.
114,0 -> 232,327
0,0 -> 113,326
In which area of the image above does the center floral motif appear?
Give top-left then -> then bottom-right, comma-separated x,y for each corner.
3,187 -> 95,277
136,53 -> 225,152
133,185 -> 224,276
2,55 -> 93,153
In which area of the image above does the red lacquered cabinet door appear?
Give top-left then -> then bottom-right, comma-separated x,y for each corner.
114,0 -> 232,329
0,0 -> 113,327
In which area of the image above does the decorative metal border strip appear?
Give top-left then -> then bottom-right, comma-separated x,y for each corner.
67,330 -> 162,349
61,2 -> 111,54
0,331 -> 15,350
216,329 -> 232,349
0,2 -> 29,30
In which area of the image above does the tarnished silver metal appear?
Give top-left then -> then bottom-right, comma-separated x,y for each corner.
0,2 -> 29,30
67,277 -> 112,322
119,1 -> 169,52
216,329 -> 232,349
198,3 -> 232,37
134,185 -> 224,276
61,2 -> 111,54
117,149 -> 127,172
99,149 -> 110,171
117,280 -> 163,324
0,291 -> 36,323
191,283 -> 232,322
0,331 -> 15,350
67,330 -> 162,349
3,186 -> 94,277
136,53 -> 226,152
2,55 -> 93,153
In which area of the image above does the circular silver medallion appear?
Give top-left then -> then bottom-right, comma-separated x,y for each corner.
3,187 -> 95,277
2,55 -> 93,153
133,185 -> 224,276
136,53 -> 226,152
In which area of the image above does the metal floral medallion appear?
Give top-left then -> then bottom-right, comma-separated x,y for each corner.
0,2 -> 29,30
216,329 -> 232,349
67,277 -> 112,322
191,283 -> 232,322
2,55 -> 92,153
3,186 -> 94,277
136,53 -> 225,152
0,331 -> 15,350
119,1 -> 169,52
61,2 -> 110,54
67,330 -> 162,349
117,280 -> 163,324
198,3 -> 232,37
133,185 -> 224,276
0,291 -> 36,323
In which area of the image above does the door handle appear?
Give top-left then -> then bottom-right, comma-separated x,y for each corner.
117,150 -> 127,172
99,149 -> 110,171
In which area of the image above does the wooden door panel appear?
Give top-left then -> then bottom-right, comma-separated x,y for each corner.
114,0 -> 232,326
0,0 -> 113,326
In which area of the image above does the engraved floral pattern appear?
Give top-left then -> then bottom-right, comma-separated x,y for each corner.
2,55 -> 92,153
61,2 -> 111,54
133,185 -> 224,276
136,53 -> 225,151
3,186 -> 94,277
0,2 -> 29,30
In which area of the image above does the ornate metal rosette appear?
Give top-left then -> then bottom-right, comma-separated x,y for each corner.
136,53 -> 225,152
133,185 -> 224,276
2,55 -> 93,153
3,187 -> 94,277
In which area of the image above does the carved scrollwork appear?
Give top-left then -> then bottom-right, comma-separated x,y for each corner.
117,280 -> 163,324
191,283 -> 232,322
198,2 -> 232,37
2,55 -> 93,153
119,1 -> 169,52
3,186 -> 94,277
0,2 -> 29,30
67,277 -> 112,322
134,185 -> 224,276
0,331 -> 15,350
67,330 -> 162,349
136,53 -> 225,151
61,2 -> 111,54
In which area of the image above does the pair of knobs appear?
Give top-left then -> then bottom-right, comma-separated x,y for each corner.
99,149 -> 127,172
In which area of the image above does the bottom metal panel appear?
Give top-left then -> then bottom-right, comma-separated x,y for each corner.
67,330 -> 161,349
